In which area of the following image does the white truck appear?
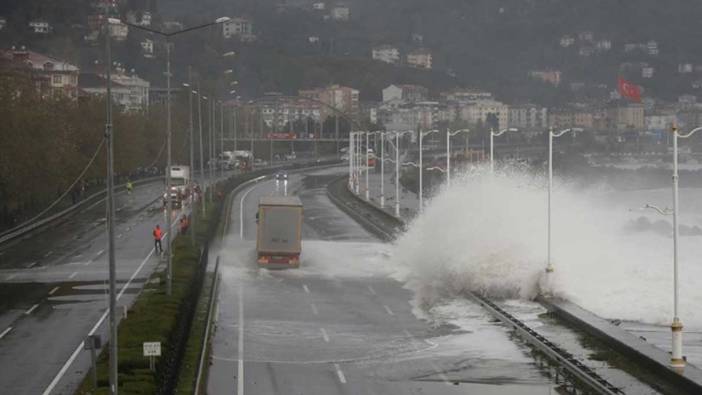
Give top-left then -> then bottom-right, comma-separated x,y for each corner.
256,196 -> 303,268
165,165 -> 190,208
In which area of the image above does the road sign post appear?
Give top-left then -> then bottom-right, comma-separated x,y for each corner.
143,342 -> 161,372
84,335 -> 102,389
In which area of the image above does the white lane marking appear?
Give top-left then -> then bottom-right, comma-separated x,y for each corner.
6,274 -> 17,281
320,328 -> 330,343
303,284 -> 310,294
310,303 -> 319,315
95,249 -> 105,257
27,261 -> 38,268
41,240 -> 158,395
0,327 -> 12,339
239,184 -> 259,240
49,287 -> 60,296
334,363 -> 347,384
68,272 -> 78,280
25,304 -> 39,315
368,285 -> 376,295
44,250 -> 53,257
237,283 -> 245,395
383,305 -> 395,316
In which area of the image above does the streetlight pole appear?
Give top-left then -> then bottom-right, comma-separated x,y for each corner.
395,132 -> 400,217
104,18 -> 120,395
199,92 -> 207,215
490,127 -> 518,173
365,131 -> 370,201
669,126 -> 702,369
380,131 -> 385,208
183,78 -> 195,246
545,127 -> 582,286
418,129 -> 440,211
220,101 -> 224,179
348,132 -> 354,189
164,39 -> 173,296
446,129 -> 470,188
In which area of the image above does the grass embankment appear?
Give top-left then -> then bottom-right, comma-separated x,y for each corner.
75,198 -> 222,395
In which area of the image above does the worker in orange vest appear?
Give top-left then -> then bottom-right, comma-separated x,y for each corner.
153,225 -> 163,254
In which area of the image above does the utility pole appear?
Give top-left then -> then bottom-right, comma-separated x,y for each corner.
104,20 -> 118,395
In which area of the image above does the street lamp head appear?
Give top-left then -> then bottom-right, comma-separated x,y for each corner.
182,83 -> 190,87
215,17 -> 231,23
223,69 -> 234,74
222,51 -> 236,57
229,90 -> 237,95
230,81 -> 239,85
202,96 -> 208,100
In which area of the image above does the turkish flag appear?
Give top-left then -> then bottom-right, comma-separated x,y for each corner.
618,77 -> 642,103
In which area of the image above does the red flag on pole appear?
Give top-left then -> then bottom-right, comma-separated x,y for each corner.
618,77 -> 642,103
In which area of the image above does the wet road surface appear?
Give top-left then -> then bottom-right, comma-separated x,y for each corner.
207,167 -> 558,394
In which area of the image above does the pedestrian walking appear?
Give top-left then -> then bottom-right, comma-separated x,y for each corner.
153,225 -> 163,254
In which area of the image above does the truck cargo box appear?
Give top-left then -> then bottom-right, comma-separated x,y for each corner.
256,196 -> 303,268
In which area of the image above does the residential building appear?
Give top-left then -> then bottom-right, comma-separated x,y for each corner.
162,20 -> 184,32
679,63 -> 693,74
0,48 -> 79,98
222,17 -> 255,41
676,111 -> 702,130
141,39 -> 154,58
382,84 -> 428,103
560,35 -> 575,47
646,113 -> 677,132
458,99 -> 509,130
578,31 -> 594,42
29,21 -> 51,34
678,94 -> 697,110
440,89 -> 493,104
529,70 -> 561,86
608,104 -> 645,130
299,84 -> 359,119
79,73 -> 130,107
508,105 -> 548,130
372,45 -> 400,64
109,22 -> 129,41
255,94 -> 322,131
79,68 -> 150,112
331,5 -> 350,21
406,48 -> 432,69
595,40 -> 612,51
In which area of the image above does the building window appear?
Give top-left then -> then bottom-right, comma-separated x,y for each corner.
52,75 -> 62,85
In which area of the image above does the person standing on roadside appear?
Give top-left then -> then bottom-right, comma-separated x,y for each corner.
153,225 -> 163,254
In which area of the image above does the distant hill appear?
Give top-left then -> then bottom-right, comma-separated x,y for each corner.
4,0 -> 702,102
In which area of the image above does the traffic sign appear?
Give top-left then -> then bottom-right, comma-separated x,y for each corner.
143,342 -> 161,357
